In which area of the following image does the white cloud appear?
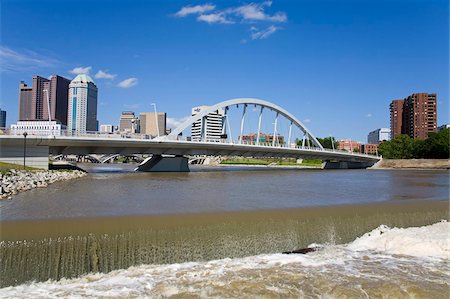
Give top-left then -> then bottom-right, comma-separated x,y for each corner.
0,46 -> 59,72
366,113 -> 372,118
95,70 -> 116,80
167,116 -> 190,129
251,25 -> 280,40
173,2 -> 287,40
117,77 -> 138,88
303,118 -> 311,123
175,4 -> 215,17
69,66 -> 91,75
197,13 -> 233,24
234,1 -> 287,23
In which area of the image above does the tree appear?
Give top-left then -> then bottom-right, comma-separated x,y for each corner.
316,137 -> 339,149
379,134 -> 414,159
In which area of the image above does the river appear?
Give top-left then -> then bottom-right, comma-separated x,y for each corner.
0,165 -> 449,297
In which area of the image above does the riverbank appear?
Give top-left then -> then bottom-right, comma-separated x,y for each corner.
372,159 -> 450,169
0,169 -> 86,199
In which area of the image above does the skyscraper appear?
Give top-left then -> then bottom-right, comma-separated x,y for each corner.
18,75 -> 71,124
191,105 -> 224,142
67,74 -> 98,135
389,93 -> 437,140
403,93 -> 437,140
0,109 -> 6,128
18,81 -> 33,121
390,99 -> 404,139
140,112 -> 166,137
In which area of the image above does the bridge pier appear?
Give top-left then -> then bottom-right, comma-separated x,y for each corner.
322,161 -> 374,169
135,155 -> 190,172
0,137 -> 49,169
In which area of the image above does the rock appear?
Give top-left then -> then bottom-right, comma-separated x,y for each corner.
282,247 -> 318,254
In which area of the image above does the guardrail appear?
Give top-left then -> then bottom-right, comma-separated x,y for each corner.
2,129 -> 380,158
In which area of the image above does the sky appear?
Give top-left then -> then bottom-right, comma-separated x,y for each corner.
0,0 -> 448,142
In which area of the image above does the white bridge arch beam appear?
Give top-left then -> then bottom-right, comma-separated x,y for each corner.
164,98 -> 324,149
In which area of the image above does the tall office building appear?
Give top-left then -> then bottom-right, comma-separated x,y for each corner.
140,112 -> 166,137
67,74 -> 98,135
191,105 -> 224,142
389,93 -> 437,140
119,111 -> 139,133
18,81 -> 33,121
0,108 -> 6,128
18,75 -> 71,124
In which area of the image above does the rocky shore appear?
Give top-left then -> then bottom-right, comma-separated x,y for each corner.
0,169 -> 86,199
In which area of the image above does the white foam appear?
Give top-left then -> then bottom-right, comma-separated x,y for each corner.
1,221 -> 449,298
347,220 -> 450,259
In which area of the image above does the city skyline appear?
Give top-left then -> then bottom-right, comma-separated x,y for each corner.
1,0 -> 448,141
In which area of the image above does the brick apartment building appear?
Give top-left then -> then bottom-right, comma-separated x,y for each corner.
390,93 -> 437,140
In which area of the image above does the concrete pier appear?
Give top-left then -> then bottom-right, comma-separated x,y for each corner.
135,155 -> 190,172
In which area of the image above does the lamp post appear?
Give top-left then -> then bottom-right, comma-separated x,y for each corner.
151,103 -> 160,138
23,132 -> 28,170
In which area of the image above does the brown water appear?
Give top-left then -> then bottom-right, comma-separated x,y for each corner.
0,166 -> 449,296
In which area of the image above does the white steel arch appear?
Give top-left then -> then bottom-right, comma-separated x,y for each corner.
166,98 -> 324,149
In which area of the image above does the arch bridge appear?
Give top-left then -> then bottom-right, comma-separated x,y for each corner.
0,98 -> 380,171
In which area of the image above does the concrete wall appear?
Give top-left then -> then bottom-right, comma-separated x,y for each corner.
0,138 -> 49,170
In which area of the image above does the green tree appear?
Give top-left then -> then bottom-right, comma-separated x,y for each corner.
423,128 -> 449,159
379,134 -> 414,159
316,137 -> 339,149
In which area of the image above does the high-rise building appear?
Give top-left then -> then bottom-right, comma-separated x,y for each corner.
191,105 -> 224,142
119,111 -> 139,133
390,93 -> 437,140
390,99 -> 404,139
0,109 -> 6,128
139,112 -> 166,137
367,128 -> 391,144
403,93 -> 437,140
67,74 -> 98,135
18,75 -> 71,124
18,81 -> 33,121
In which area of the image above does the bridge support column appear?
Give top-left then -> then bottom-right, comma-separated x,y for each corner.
135,155 -> 190,172
322,161 -> 375,169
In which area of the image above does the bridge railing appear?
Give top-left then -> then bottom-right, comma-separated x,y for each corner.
3,128 -> 379,158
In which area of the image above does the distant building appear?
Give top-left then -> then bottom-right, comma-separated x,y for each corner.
390,93 -> 437,140
100,124 -> 114,133
241,133 -> 284,145
140,112 -> 166,137
191,105 -> 224,142
390,99 -> 404,139
367,128 -> 390,144
438,124 -> 449,131
18,75 -> 71,125
119,111 -> 139,133
18,81 -> 33,121
360,143 -> 379,155
337,140 -> 361,152
11,120 -> 62,136
67,74 -> 98,135
0,109 -> 6,128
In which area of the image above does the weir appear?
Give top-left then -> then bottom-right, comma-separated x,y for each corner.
1,201 -> 447,287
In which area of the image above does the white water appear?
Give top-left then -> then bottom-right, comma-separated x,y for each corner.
1,221 -> 449,298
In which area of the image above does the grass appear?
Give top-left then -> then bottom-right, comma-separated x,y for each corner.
0,162 -> 42,174
220,158 -> 323,167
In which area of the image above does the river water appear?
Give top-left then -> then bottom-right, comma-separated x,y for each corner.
0,165 -> 449,297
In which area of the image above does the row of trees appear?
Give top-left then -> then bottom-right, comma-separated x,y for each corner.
379,128 -> 449,159
296,136 -> 339,149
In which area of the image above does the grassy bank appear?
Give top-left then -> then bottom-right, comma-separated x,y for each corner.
0,162 -> 41,174
220,158 -> 322,167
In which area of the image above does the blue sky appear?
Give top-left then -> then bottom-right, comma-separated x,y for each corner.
1,0 -> 448,141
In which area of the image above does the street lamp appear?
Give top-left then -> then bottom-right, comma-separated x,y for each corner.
23,132 -> 28,170
151,103 -> 160,138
